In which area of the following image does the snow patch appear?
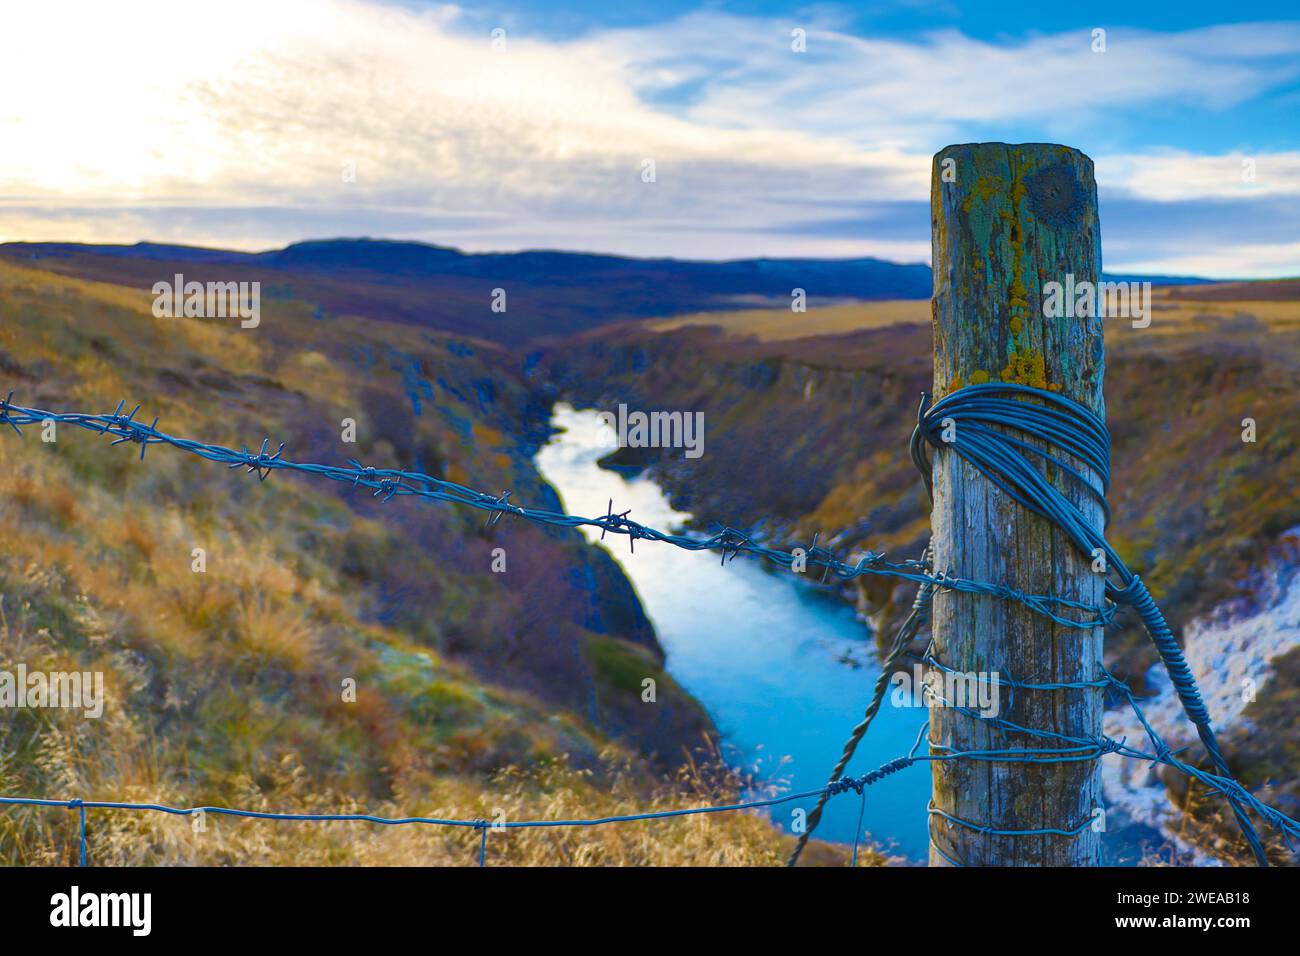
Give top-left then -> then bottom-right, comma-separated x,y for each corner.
1103,529 -> 1300,862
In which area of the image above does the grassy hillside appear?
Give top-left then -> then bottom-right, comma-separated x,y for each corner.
650,299 -> 930,341
537,283 -> 1300,864
543,283 -> 1300,638
0,259 -> 866,866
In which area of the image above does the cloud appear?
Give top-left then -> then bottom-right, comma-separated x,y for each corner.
0,0 -> 1296,275
1097,151 -> 1300,200
1108,241 -> 1300,280
0,0 -> 920,250
590,15 -> 1300,147
1100,194 -> 1300,277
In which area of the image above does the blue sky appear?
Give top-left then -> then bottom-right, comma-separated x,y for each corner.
439,0 -> 1300,149
2,0 -> 1297,276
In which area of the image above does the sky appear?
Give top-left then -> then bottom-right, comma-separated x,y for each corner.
1,0 -> 1298,276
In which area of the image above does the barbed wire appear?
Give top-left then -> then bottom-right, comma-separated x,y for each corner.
0,393 -> 1112,629
1,388 -> 1296,868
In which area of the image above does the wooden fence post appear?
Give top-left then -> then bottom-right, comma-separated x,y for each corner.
928,142 -> 1106,866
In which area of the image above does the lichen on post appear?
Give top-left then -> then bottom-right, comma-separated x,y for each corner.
928,143 -> 1106,866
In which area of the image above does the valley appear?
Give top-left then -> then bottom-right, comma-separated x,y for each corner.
2,237 -> 1295,865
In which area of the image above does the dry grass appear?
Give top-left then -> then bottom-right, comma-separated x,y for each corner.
650,299 -> 930,341
234,596 -> 321,672
647,281 -> 1300,344
2,749 -> 869,867
0,257 -> 881,868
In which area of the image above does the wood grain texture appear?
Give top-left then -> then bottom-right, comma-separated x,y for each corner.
928,143 -> 1106,866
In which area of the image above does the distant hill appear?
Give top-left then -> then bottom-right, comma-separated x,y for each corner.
0,239 -> 931,345
0,238 -> 1224,346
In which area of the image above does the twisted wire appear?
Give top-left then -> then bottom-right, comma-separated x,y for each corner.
912,383 -> 1268,865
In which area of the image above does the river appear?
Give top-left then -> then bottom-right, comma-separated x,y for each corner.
535,399 -> 1281,866
536,403 -> 933,861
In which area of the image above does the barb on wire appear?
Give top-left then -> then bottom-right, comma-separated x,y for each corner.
0,395 -> 1112,629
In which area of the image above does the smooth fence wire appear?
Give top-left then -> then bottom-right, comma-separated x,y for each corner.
1,389 -> 1298,867
0,765 -> 909,867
